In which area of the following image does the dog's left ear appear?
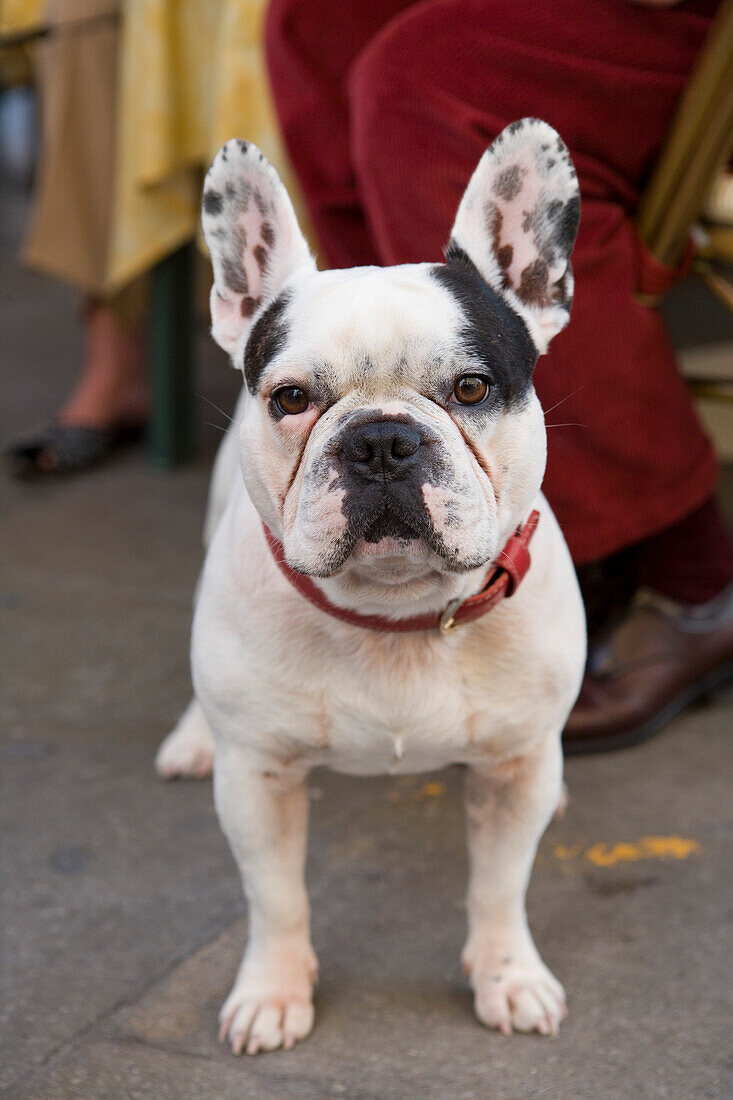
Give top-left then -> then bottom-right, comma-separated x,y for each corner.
448,119 -> 580,354
202,140 -> 316,356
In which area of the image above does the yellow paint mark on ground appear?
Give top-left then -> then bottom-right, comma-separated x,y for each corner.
554,844 -> 583,861
419,782 -> 445,799
586,841 -> 641,867
391,782 -> 446,804
641,835 -> 701,860
586,836 -> 701,866
405,778 -> 444,805
554,835 -> 702,867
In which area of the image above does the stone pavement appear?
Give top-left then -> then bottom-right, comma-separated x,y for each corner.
2,180 -> 732,1099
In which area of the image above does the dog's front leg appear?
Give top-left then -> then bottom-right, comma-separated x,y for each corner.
214,745 -> 317,1055
462,736 -> 567,1037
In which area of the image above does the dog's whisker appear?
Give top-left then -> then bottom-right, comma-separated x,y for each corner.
542,385 -> 585,419
195,391 -> 236,425
545,422 -> 587,429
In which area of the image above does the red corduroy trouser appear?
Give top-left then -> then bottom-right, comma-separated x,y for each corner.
265,0 -> 721,567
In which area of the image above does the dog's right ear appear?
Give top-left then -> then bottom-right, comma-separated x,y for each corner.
201,140 -> 316,356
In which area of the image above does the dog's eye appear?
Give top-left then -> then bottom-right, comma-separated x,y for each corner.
273,386 -> 310,416
452,375 -> 490,406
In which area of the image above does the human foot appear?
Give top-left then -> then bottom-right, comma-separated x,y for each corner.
57,299 -> 148,429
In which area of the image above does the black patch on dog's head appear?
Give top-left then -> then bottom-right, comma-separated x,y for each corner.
253,244 -> 269,275
241,295 -> 262,318
515,194 -> 579,308
243,290 -> 291,393
223,242 -> 248,295
556,194 -> 580,259
492,165 -> 524,202
434,245 -> 537,408
203,189 -> 223,215
518,258 -> 549,305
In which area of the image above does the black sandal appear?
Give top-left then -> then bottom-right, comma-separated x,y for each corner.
6,421 -> 145,479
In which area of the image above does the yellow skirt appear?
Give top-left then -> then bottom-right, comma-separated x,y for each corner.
14,0 -> 307,296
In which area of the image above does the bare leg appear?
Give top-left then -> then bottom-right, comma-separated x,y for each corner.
59,297 -> 147,428
462,737 -> 567,1036
215,745 -> 317,1054
7,294 -> 150,477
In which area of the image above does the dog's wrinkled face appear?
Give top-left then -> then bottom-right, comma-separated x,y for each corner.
202,121 -> 579,582
234,261 -> 542,579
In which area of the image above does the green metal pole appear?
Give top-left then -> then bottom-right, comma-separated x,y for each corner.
149,242 -> 195,468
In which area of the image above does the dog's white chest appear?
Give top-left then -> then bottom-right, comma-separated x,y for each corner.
323,719 -> 450,776
193,488 -> 586,781
294,652 -> 489,776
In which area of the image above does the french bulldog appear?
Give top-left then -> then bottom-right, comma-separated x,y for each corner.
156,118 -> 586,1054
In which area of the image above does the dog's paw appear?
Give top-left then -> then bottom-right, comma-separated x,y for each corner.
155,699 -> 215,780
219,986 -> 315,1055
464,947 -> 567,1036
220,942 -> 318,1055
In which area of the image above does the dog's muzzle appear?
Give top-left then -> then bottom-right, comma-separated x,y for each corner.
337,418 -> 434,545
340,419 -> 423,484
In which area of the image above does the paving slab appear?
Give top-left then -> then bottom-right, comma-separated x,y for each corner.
112,723 -> 733,1100
10,1041 -> 310,1100
7,723 -> 732,1100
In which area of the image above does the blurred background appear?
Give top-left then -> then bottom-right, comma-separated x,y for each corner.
1,1 -> 732,1097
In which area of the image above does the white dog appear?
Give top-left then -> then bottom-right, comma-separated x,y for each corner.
156,119 -> 586,1055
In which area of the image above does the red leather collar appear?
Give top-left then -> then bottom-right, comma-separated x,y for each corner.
262,510 -> 540,634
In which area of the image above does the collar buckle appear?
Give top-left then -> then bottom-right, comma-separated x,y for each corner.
438,598 -> 464,634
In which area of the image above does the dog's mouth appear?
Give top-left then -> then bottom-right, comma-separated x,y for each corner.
361,505 -> 426,545
316,494 -> 488,578
351,528 -> 435,577
345,496 -> 433,559
352,535 -> 422,559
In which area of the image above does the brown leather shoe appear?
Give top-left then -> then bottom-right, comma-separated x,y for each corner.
564,585 -> 733,754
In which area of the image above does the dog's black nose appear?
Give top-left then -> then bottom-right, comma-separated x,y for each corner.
342,420 -> 422,480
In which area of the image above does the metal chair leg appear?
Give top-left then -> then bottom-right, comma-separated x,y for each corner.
149,243 -> 195,468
